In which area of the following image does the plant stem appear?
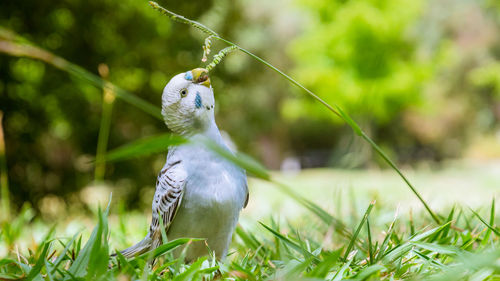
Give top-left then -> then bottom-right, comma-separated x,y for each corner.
95,64 -> 116,181
0,111 -> 10,221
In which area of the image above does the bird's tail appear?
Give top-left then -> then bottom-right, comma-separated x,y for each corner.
117,236 -> 152,258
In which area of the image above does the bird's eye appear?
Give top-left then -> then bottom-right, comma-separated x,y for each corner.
180,88 -> 188,98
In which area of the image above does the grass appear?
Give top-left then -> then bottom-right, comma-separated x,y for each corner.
0,184 -> 499,280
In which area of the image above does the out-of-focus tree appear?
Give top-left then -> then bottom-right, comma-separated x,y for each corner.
286,0 -> 500,164
401,0 -> 500,160
287,0 -> 429,123
284,0 -> 436,165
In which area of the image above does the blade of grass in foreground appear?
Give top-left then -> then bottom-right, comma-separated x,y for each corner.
68,196 -> 112,278
148,1 -> 440,224
102,134 -> 186,163
259,222 -> 318,262
469,206 -> 500,237
26,242 -> 50,280
51,233 -> 80,274
133,238 -> 201,261
481,198 -> 496,246
102,134 -> 269,179
343,200 -> 375,260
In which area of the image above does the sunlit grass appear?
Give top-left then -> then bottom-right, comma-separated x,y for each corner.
0,188 -> 498,280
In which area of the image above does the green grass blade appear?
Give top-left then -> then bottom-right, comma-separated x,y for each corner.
0,111 -> 10,222
68,208 -> 108,277
85,207 -> 110,279
113,251 -> 137,276
51,233 -> 79,274
172,257 -> 206,281
235,226 -> 260,251
382,222 -> 453,263
409,222 -> 452,242
134,238 -> 201,261
259,222 -> 317,261
481,198 -> 496,245
469,207 -> 500,237
354,264 -> 386,280
359,131 -> 441,224
229,262 -> 257,281
44,260 -> 55,281
103,134 -> 186,163
411,241 -> 459,255
94,77 -> 116,181
367,217 -> 374,265
26,242 -> 50,281
343,200 -> 376,260
439,205 -> 455,241
375,212 -> 398,262
331,256 -> 353,281
412,250 -> 445,268
307,250 -> 341,278
382,242 -> 413,263
283,257 -> 315,278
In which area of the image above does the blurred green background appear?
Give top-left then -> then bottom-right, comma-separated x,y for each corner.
1,0 -> 500,214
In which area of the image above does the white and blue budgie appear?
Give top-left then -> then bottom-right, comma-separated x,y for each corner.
120,68 -> 249,262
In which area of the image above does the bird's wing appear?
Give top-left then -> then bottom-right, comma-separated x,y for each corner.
149,160 -> 187,245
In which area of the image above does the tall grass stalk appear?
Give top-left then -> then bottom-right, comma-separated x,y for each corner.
148,1 -> 441,224
0,111 -> 10,221
94,64 -> 116,181
343,200 -> 375,260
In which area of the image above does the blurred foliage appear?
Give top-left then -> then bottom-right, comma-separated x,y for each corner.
1,0 -> 500,209
287,0 -> 428,123
286,0 -> 500,164
0,0 -> 251,209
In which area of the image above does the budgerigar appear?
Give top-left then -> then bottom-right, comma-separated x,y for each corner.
119,68 -> 248,262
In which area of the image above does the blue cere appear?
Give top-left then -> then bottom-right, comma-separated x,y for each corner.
195,92 -> 202,109
184,71 -> 193,80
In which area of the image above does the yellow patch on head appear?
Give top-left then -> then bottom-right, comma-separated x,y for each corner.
191,68 -> 211,88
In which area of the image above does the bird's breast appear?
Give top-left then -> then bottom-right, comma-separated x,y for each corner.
180,146 -> 247,212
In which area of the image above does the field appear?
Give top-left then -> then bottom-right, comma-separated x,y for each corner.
1,164 -> 499,280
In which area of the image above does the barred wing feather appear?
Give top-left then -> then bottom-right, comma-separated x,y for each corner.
119,160 -> 186,258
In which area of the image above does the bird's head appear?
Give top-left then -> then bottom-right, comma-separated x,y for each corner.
161,68 -> 215,135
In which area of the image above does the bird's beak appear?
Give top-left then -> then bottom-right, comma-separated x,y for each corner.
191,68 -> 211,88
